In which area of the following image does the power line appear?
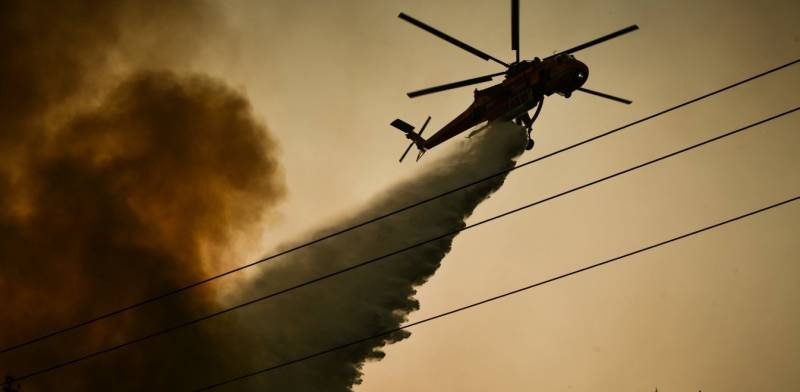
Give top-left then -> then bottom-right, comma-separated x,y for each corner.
191,195 -> 800,391
3,58 -> 796,357
8,106 -> 798,384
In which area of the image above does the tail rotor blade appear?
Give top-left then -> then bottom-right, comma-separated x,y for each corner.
576,87 -> 632,104
398,116 -> 430,162
418,116 -> 431,136
399,142 -> 414,162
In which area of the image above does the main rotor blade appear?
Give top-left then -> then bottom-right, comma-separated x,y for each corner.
399,13 -> 509,67
546,25 -> 638,59
511,0 -> 520,62
577,87 -> 632,104
407,71 -> 506,98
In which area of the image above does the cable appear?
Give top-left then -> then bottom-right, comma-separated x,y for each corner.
3,58 -> 796,357
8,106 -> 798,385
192,195 -> 800,391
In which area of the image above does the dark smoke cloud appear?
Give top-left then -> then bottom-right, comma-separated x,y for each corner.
0,1 -> 220,153
1,0 -> 526,390
0,1 -> 284,390
217,122 -> 526,391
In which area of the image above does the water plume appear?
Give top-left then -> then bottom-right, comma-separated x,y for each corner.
223,122 -> 527,391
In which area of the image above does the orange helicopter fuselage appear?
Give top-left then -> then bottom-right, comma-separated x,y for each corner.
423,54 -> 589,149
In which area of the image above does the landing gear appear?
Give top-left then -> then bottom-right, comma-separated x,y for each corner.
526,98 -> 544,151
525,120 -> 536,150
515,112 -> 535,150
516,98 -> 543,151
518,113 -> 535,150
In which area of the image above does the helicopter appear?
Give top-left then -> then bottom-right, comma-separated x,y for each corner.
390,0 -> 638,162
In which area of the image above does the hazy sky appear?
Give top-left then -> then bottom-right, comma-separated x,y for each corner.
4,0 -> 796,390
189,0 -> 800,390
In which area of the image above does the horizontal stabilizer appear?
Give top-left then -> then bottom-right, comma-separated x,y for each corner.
390,119 -> 415,133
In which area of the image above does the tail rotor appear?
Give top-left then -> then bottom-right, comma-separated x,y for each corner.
391,116 -> 430,162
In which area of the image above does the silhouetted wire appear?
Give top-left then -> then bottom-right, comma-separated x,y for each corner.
6,58 -> 800,354
5,59 -> 798,358
1,58 -> 797,356
7,106 -> 798,385
192,195 -> 800,391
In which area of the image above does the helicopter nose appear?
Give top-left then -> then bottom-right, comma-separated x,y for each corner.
576,69 -> 588,87
576,62 -> 589,85
555,66 -> 589,98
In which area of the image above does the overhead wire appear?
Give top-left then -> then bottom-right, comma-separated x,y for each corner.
191,195 -> 800,391
7,106 -> 798,384
2,57 -> 796,356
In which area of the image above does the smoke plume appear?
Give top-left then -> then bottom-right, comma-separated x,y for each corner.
0,0 -> 284,390
220,122 -> 527,391
1,1 -> 527,390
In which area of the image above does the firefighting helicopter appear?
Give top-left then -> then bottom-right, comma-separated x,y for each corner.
390,0 -> 638,162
